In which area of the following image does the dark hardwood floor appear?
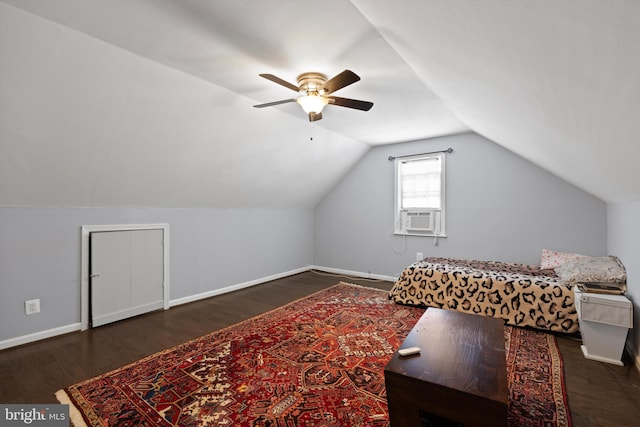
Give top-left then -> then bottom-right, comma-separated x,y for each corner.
1,271 -> 639,426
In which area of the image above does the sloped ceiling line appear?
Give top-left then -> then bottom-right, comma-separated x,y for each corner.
2,0 -> 640,207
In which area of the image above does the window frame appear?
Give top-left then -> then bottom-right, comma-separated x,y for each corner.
393,152 -> 447,237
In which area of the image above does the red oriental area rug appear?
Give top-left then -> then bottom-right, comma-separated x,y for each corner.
506,325 -> 571,427
56,282 -> 571,427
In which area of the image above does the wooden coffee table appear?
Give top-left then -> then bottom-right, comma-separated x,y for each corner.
384,307 -> 508,427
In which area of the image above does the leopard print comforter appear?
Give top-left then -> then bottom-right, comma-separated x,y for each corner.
389,257 -> 578,333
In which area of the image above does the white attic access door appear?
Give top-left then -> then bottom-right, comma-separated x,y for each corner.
80,224 -> 170,330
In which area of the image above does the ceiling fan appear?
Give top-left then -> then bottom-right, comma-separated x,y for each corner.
253,70 -> 373,122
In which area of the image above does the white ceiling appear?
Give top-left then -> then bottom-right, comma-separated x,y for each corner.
1,0 -> 639,208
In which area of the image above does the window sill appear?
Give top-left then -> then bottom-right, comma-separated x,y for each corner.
393,231 -> 447,238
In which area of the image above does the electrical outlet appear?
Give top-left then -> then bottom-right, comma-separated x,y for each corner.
416,252 -> 423,261
25,299 -> 40,315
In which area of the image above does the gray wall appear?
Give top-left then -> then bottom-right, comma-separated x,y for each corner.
314,133 -> 607,278
607,201 -> 640,363
0,207 -> 313,342
0,133 -> 613,346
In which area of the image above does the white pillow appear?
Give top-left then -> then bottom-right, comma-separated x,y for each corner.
555,256 -> 627,283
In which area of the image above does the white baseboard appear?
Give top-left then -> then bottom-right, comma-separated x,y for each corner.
1,266 -> 395,351
169,266 -> 312,307
310,265 -> 398,282
0,323 -> 81,351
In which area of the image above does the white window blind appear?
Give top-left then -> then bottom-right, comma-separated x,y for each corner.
400,157 -> 442,209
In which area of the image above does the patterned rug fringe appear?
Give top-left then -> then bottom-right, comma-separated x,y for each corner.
55,389 -> 88,427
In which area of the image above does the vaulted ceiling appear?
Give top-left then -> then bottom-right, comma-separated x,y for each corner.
1,0 -> 638,208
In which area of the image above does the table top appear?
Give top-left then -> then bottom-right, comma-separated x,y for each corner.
385,307 -> 508,404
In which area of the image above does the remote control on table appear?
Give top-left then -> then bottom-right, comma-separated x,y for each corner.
398,346 -> 421,357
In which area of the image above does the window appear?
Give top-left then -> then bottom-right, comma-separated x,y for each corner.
394,153 -> 446,236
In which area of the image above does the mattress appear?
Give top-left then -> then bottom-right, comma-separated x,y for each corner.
389,257 -> 579,333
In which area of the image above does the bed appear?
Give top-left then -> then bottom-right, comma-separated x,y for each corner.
389,254 -> 627,334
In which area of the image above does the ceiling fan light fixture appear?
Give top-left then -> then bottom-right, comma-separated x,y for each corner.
255,70 -> 373,121
297,94 -> 328,114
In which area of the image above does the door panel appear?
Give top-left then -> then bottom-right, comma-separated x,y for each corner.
90,229 -> 164,327
130,229 -> 164,307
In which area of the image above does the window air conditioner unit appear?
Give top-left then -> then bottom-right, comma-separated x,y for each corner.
401,211 -> 434,232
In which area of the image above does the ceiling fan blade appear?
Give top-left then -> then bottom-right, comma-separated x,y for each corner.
322,70 -> 360,94
308,112 -> 323,122
328,96 -> 373,111
259,74 -> 300,92
253,99 -> 297,108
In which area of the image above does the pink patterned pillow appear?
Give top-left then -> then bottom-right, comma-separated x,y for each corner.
540,249 -> 587,270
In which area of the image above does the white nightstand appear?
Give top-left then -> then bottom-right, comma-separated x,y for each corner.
574,287 -> 633,366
